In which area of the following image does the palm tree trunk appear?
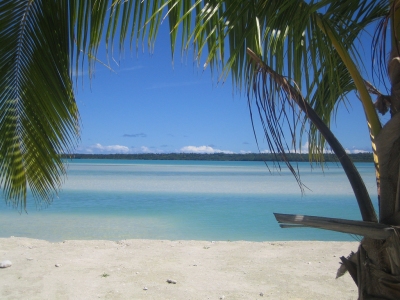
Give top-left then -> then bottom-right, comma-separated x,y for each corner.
336,113 -> 400,298
354,3 -> 400,298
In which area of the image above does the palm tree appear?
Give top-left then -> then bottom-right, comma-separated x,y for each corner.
2,0 -> 400,298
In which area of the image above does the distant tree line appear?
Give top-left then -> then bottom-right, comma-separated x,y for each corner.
62,152 -> 373,162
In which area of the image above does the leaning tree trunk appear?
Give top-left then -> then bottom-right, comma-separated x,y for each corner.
344,111 -> 400,299
348,5 -> 400,297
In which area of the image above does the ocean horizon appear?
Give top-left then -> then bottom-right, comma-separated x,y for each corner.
0,159 -> 378,242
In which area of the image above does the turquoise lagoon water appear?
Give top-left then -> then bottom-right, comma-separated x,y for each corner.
0,160 -> 378,242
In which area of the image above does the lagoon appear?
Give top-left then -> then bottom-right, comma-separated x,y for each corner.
0,160 -> 378,242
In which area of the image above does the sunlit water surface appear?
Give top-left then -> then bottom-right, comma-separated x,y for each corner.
0,160 -> 378,242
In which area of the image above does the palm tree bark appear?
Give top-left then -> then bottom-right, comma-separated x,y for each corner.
351,4 -> 400,297
379,0 -> 400,222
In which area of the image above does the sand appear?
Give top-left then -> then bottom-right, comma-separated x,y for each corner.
0,237 -> 359,299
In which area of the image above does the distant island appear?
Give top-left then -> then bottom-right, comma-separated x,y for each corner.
62,152 -> 374,162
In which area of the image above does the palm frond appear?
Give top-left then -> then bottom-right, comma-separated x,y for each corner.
72,0 -> 386,131
0,0 -> 79,210
247,49 -> 377,222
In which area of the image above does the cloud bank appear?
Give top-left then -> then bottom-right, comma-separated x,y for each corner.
79,142 -> 370,155
259,142 -> 371,155
345,148 -> 371,154
86,143 -> 130,154
180,145 -> 234,154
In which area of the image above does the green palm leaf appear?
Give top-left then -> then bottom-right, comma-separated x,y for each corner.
0,1 -> 79,210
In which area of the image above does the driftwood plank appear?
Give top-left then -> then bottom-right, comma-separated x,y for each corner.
274,213 -> 393,239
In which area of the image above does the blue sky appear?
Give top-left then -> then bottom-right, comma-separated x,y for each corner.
73,23 -> 382,155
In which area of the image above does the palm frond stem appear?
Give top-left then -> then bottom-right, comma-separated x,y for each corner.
315,13 -> 381,171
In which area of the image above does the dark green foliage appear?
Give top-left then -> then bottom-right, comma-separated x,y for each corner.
63,153 -> 373,162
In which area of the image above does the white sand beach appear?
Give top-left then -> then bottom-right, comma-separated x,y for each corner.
0,237 -> 358,299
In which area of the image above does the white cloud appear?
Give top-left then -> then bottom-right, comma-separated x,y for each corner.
291,142 -> 371,154
240,150 -> 252,154
352,149 -> 370,154
288,141 -> 336,154
86,143 -> 130,154
260,149 -> 272,154
126,146 -> 165,154
140,146 -> 152,153
180,145 -> 233,154
300,141 -> 309,153
259,142 -> 306,154
259,141 -> 339,154
345,147 -> 371,154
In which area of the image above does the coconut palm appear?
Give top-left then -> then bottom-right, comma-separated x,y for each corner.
2,0 -> 400,298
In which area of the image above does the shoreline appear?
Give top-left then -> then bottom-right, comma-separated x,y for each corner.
1,237 -> 359,299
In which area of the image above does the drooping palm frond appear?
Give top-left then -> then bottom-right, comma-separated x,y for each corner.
67,0 -> 387,159
305,54 -> 354,163
372,0 -> 400,117
304,0 -> 388,160
0,1 -> 79,210
247,49 -> 377,222
372,13 -> 391,94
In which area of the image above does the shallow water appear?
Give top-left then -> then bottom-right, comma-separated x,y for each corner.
0,160 -> 378,242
